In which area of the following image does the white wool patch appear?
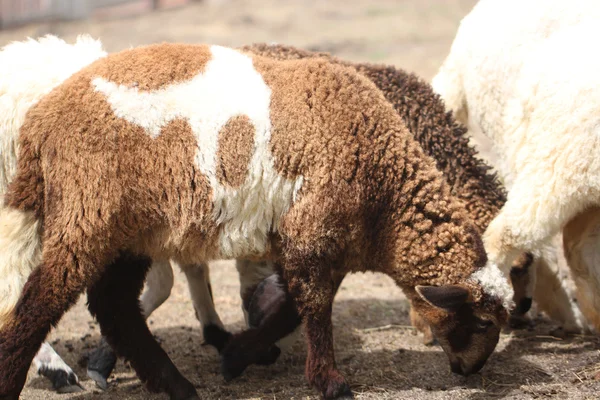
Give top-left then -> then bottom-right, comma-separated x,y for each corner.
93,45 -> 303,259
470,261 -> 514,310
0,209 -> 42,329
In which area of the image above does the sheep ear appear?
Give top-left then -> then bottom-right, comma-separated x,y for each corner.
415,285 -> 469,312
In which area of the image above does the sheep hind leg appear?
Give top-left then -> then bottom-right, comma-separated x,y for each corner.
87,259 -> 175,390
563,207 -> 600,332
182,263 -> 231,352
87,253 -> 198,400
0,248 -> 89,399
34,342 -> 83,393
533,250 -> 585,333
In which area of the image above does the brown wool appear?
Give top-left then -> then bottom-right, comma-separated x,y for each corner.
216,115 -> 255,188
0,43 -> 508,399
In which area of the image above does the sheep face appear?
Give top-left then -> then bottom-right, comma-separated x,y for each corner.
414,285 -> 507,375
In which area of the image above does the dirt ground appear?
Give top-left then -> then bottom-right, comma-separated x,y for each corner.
1,0 -> 600,399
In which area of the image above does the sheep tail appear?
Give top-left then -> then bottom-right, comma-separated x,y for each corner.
0,141 -> 44,330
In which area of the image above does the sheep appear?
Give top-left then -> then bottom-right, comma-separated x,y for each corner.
210,43 -> 585,379
0,35 -> 231,393
431,0 -> 600,331
75,40 -> 585,386
0,43 -> 512,400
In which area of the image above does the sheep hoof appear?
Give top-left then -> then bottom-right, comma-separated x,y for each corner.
87,370 -> 109,391
220,361 -> 244,382
220,344 -> 281,381
202,324 -> 232,353
86,337 -> 117,390
322,377 -> 353,399
169,389 -> 200,400
254,345 -> 281,365
38,365 -> 83,393
173,392 -> 200,400
508,314 -> 533,330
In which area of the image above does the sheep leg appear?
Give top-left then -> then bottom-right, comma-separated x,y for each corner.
182,263 -> 231,352
283,252 -> 352,400
563,207 -> 600,332
87,259 -> 175,389
87,253 -> 198,400
533,250 -> 585,333
220,272 -> 299,381
34,342 -> 83,393
0,252 -> 88,399
220,266 -> 347,381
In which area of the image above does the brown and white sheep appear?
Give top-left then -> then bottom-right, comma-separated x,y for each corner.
0,35 -> 233,393
0,43 -> 511,400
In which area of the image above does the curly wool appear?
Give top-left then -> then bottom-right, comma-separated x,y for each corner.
243,43 -> 512,308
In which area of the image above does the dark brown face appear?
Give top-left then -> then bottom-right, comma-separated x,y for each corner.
414,285 -> 506,376
429,304 -> 502,375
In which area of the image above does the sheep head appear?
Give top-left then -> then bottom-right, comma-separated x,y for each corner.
413,284 -> 508,376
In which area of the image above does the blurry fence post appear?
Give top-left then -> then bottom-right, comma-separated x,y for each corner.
53,0 -> 91,21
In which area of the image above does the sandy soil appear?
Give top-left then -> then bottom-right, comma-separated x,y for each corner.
1,0 -> 600,399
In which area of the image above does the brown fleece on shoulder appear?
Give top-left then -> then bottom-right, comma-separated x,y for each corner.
216,115 -> 255,187
92,43 -> 212,91
249,52 -> 485,291
242,43 -> 506,233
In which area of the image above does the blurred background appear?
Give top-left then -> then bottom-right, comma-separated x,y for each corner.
0,0 -> 477,80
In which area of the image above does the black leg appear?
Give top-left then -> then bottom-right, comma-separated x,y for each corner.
87,253 -> 199,400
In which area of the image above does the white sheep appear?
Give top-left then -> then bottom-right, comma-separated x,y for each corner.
432,0 -> 600,331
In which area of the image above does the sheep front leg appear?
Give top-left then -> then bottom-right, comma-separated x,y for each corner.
283,251 -> 352,400
87,253 -> 198,400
